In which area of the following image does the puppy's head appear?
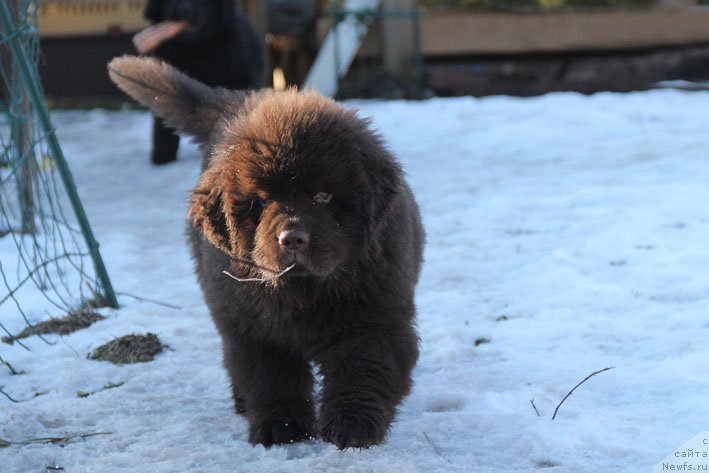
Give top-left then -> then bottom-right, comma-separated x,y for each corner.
108,56 -> 402,284
144,0 -> 233,35
190,90 -> 403,283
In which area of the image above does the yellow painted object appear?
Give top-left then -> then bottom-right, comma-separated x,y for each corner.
38,0 -> 148,37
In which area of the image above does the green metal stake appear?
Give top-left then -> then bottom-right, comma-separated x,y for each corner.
0,1 -> 118,308
411,10 -> 424,97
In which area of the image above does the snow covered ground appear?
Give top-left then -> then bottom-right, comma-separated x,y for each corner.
2,89 -> 708,472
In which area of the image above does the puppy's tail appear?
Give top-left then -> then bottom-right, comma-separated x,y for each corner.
108,55 -> 245,144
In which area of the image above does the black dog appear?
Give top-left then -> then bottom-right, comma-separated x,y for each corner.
109,55 -> 424,449
139,0 -> 264,164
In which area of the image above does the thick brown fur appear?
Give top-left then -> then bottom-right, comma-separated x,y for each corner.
108,55 -> 425,449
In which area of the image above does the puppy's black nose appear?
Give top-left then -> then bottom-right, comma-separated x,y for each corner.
278,229 -> 310,252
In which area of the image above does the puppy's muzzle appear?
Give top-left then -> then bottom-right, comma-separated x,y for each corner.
278,229 -> 310,253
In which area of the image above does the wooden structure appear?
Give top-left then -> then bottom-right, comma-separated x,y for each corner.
34,0 -> 709,99
419,7 -> 709,55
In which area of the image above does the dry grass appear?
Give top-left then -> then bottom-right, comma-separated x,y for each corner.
2,310 -> 105,344
88,333 -> 164,365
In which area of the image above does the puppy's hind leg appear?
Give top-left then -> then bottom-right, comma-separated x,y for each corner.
151,116 -> 179,165
222,337 -> 316,447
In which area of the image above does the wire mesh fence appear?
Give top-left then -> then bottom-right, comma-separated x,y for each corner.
0,0 -> 116,361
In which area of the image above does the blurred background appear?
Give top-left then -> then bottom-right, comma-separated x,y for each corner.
32,0 -> 709,102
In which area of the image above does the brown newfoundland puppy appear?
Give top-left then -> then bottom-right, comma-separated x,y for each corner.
108,56 -> 425,449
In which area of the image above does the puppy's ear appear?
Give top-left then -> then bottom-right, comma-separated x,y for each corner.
108,55 -> 245,144
361,151 -> 403,235
188,166 -> 240,256
143,0 -> 165,23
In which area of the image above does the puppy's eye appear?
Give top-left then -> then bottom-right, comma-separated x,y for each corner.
313,192 -> 333,204
249,197 -> 272,218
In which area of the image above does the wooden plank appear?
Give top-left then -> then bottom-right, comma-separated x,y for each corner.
420,8 -> 709,55
38,1 -> 148,37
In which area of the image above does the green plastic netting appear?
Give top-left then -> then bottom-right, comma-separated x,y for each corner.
0,0 -> 116,366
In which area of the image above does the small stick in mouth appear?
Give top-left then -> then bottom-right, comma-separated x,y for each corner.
222,264 -> 296,283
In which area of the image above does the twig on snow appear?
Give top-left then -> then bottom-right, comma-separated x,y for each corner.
0,357 -> 22,375
422,431 -> 452,464
77,381 -> 125,398
0,387 -> 47,403
552,367 -> 615,420
0,431 -> 112,448
530,399 -> 541,417
115,291 -> 182,310
0,387 -> 20,403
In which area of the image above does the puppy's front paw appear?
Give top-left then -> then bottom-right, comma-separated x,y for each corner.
248,416 -> 314,447
320,411 -> 388,449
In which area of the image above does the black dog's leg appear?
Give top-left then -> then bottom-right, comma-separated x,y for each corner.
223,337 -> 316,447
317,324 -> 419,449
151,116 -> 180,165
